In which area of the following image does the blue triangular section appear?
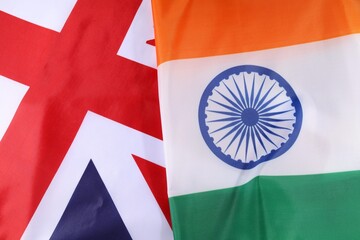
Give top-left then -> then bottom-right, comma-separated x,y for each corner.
50,160 -> 132,240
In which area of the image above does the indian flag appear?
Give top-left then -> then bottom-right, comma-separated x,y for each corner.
153,0 -> 360,239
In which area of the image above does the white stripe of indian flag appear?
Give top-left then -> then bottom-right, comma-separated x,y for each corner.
159,34 -> 360,197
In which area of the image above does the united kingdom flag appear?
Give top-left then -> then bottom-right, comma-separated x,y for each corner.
0,0 -> 172,239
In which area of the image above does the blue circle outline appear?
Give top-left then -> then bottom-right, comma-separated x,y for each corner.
198,65 -> 303,169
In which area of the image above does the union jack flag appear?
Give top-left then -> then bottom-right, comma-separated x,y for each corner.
0,0 -> 172,239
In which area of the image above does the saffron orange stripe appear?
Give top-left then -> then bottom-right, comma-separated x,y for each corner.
153,0 -> 360,65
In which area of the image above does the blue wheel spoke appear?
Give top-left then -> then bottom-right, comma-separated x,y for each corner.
254,82 -> 276,110
243,73 -> 250,108
222,81 -> 245,111
257,90 -> 284,112
235,125 -> 248,158
207,116 -> 241,123
245,127 -> 251,161
258,120 -> 292,130
253,126 -> 267,153
209,99 -> 241,114
210,119 -> 242,134
215,122 -> 244,144
233,75 -> 248,109
254,125 -> 277,148
224,124 -> 246,152
214,89 -> 242,112
258,122 -> 286,140
250,74 -> 256,108
259,109 -> 293,117
258,99 -> 290,114
250,127 -> 258,159
253,76 -> 266,108
260,117 -> 295,122
207,109 -> 242,117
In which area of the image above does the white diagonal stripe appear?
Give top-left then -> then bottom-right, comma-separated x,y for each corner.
0,0 -> 77,32
0,75 -> 28,141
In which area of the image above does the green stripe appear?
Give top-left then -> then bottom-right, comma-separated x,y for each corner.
170,170 -> 360,240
